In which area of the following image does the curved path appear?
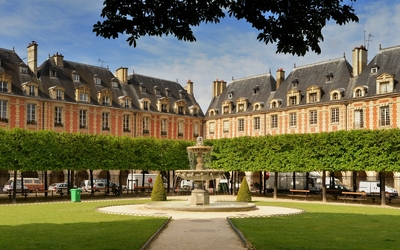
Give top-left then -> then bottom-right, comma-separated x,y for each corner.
98,196 -> 303,250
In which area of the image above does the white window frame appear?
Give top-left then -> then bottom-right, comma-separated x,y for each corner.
143,117 -> 150,134
79,110 -> 87,129
80,93 -> 88,102
209,122 -> 215,134
380,106 -> 390,126
0,100 -> 7,120
0,81 -> 8,92
289,113 -> 297,127
123,114 -> 130,132
178,121 -> 184,136
102,112 -> 110,130
55,107 -> 63,126
309,110 -> 317,125
27,103 -> 36,124
161,119 -> 167,135
331,108 -> 339,123
354,109 -> 364,128
271,115 -> 278,129
223,120 -> 229,133
238,119 -> 244,132
253,117 -> 260,130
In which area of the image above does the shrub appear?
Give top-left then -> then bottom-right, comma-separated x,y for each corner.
151,173 -> 167,201
236,177 -> 252,202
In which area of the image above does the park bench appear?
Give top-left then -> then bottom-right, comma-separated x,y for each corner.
135,186 -> 153,196
370,192 -> 392,203
288,189 -> 310,200
31,189 -> 56,201
339,191 -> 367,203
8,189 -> 29,199
324,189 -> 343,200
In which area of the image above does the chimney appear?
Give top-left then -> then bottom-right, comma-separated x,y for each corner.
185,79 -> 193,95
352,45 -> 367,77
219,79 -> 226,95
115,67 -> 128,84
276,68 -> 285,89
212,79 -> 219,98
27,41 -> 38,75
53,52 -> 64,67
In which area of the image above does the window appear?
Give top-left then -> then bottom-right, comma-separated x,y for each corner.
178,106 -> 184,115
193,108 -> 198,116
289,113 -> 297,127
253,85 -> 259,94
54,107 -> 63,127
271,101 -> 277,108
178,121 -> 184,136
223,106 -> 229,114
271,115 -> 278,128
209,122 -> 215,134
0,81 -> 7,92
56,89 -> 63,100
332,93 -> 339,100
380,106 -> 390,126
223,120 -> 229,133
143,117 -> 150,134
193,123 -> 199,137
102,96 -> 111,106
29,85 -> 35,96
326,73 -> 333,82
112,81 -> 119,88
161,119 -> 167,135
355,89 -> 363,97
102,112 -> 110,130
0,100 -> 7,123
331,108 -> 339,123
95,78 -> 101,85
354,109 -> 364,128
289,96 -> 297,106
79,110 -> 87,129
27,104 -> 36,125
143,101 -> 149,110
254,117 -> 260,130
80,93 -> 88,102
309,93 -> 317,103
379,82 -> 390,94
309,110 -> 317,125
73,74 -> 80,82
161,104 -> 168,112
238,119 -> 244,132
50,70 -> 57,77
123,115 -> 130,132
124,99 -> 130,108
238,104 -> 245,112
20,67 -> 28,74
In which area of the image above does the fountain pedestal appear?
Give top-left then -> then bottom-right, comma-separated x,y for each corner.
190,188 -> 209,205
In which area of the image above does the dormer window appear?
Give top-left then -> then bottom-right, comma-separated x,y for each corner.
97,89 -> 113,106
376,73 -> 394,94
157,97 -> 169,112
270,99 -> 281,108
144,101 -> 149,110
140,83 -> 146,94
112,80 -> 119,88
306,85 -> 321,103
174,100 -> 186,115
253,85 -> 259,95
189,105 -> 199,116
332,93 -> 339,100
118,96 -> 132,108
21,82 -> 39,97
371,63 -> 380,74
49,86 -> 65,100
154,86 -> 161,95
50,69 -> 57,77
75,85 -> 91,102
326,73 -> 333,82
139,98 -> 151,111
222,100 -> 233,114
93,75 -> 101,85
72,71 -> 80,82
179,90 -> 185,99
292,78 -> 299,88
236,97 -> 248,113
0,81 -> 8,92
165,88 -> 172,97
20,66 -> 28,74
228,91 -> 234,99
287,89 -> 301,106
353,86 -> 368,98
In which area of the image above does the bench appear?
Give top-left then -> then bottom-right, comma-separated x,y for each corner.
288,189 -> 310,200
31,189 -> 55,201
339,191 -> 367,203
134,186 -> 153,196
370,192 -> 392,203
325,189 -> 343,200
8,189 -> 29,199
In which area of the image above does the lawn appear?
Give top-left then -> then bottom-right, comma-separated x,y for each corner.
230,201 -> 400,250
0,199 -> 167,250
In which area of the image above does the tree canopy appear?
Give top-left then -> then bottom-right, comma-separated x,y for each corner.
93,0 -> 359,56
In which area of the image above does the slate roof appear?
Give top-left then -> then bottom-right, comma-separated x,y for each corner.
272,57 -> 353,107
354,45 -> 400,95
128,73 -> 204,117
206,73 -> 276,117
0,48 -> 39,95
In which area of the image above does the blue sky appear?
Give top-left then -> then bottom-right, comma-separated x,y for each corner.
1,0 -> 399,112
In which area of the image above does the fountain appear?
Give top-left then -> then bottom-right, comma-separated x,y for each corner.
144,137 -> 256,211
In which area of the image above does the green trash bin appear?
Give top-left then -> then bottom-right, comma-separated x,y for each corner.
70,188 -> 81,202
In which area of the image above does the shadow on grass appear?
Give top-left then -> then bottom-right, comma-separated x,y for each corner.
231,203 -> 400,250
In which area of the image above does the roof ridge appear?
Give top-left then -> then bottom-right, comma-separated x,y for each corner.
64,59 -> 110,71
378,44 -> 400,53
293,57 -> 345,70
231,72 -> 272,82
130,72 -> 181,84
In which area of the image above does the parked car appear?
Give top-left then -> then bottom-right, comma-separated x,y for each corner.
3,181 -> 29,193
48,183 -> 69,194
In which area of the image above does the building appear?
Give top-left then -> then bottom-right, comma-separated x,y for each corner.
0,42 -> 203,186
205,45 -> 400,191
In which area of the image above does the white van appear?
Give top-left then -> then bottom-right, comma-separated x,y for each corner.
127,174 -> 158,190
359,181 -> 398,197
4,178 -> 44,192
80,179 -> 107,192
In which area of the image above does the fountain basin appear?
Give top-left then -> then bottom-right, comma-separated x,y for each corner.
175,170 -> 225,181
144,201 -> 256,212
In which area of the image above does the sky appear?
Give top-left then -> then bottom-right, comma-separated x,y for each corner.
1,0 -> 400,112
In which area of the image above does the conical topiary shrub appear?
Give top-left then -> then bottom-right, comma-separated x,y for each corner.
151,173 -> 167,201
236,177 -> 252,202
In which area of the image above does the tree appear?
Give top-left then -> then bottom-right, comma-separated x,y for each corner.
93,0 -> 358,56
151,173 -> 167,201
236,177 -> 251,202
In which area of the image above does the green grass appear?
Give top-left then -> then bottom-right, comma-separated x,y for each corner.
0,199 -> 167,250
230,202 -> 400,250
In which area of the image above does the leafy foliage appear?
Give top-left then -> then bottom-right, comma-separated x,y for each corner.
93,0 -> 358,56
236,177 -> 251,202
151,173 -> 167,201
